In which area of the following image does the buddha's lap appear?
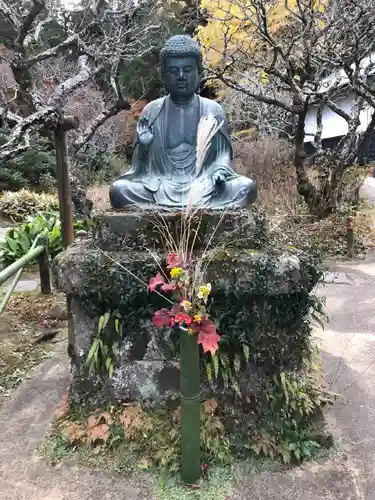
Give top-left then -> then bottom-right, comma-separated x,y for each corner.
109,174 -> 255,204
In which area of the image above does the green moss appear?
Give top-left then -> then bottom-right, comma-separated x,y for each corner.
155,467 -> 234,500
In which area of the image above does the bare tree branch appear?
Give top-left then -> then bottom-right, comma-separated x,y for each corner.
1,55 -> 95,161
0,106 -> 56,162
0,0 -> 21,31
1,0 -> 173,172
22,34 -> 79,68
211,70 -> 298,113
0,131 -> 30,162
74,99 -> 131,152
326,100 -> 352,123
313,101 -> 325,153
48,55 -> 93,108
15,0 -> 46,52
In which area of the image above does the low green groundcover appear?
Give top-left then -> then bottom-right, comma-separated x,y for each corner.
42,359 -> 333,477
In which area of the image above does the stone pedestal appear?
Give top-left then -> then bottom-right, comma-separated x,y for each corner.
53,209 -> 320,408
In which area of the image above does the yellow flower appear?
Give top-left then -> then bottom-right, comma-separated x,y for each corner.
198,283 -> 212,300
170,267 -> 183,279
181,300 -> 192,311
194,314 -> 202,322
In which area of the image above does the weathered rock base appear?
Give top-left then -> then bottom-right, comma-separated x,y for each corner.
53,209 -> 321,408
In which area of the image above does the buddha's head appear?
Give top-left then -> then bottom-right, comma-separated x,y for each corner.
160,35 -> 203,99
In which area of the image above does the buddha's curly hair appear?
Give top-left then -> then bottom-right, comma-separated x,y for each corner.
160,35 -> 203,79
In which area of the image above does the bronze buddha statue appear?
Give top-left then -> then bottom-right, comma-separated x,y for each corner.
109,35 -> 257,210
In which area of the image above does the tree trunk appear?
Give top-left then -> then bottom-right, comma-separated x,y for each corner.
294,109 -> 316,210
294,106 -> 333,218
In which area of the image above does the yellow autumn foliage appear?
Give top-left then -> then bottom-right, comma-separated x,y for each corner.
197,0 -> 327,68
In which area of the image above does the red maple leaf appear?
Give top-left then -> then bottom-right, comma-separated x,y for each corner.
161,282 -> 176,293
148,274 -> 165,292
192,319 -> 221,355
197,331 -> 221,355
152,309 -> 173,327
167,253 -> 182,268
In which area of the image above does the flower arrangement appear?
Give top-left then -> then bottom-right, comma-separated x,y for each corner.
148,252 -> 221,356
95,113 -> 226,486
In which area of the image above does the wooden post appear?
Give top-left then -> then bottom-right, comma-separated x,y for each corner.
346,215 -> 354,258
54,117 -> 78,248
37,236 -> 51,294
53,116 -> 79,360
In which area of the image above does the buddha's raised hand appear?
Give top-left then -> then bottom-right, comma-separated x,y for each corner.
138,116 -> 154,147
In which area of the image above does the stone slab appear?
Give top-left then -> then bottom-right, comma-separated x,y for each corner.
54,210 -> 320,407
0,226 -> 11,241
2,278 -> 39,292
323,272 -> 354,285
53,241 -> 315,298
92,209 -> 267,250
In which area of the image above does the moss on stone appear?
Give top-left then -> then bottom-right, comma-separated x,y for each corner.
52,211 -> 324,409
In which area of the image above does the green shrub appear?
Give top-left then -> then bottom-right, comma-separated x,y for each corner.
0,131 -> 56,191
74,149 -> 125,186
0,212 -> 92,265
0,189 -> 59,221
0,213 -> 63,264
249,365 -> 333,464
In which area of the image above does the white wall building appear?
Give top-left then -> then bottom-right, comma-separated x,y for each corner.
304,53 -> 375,147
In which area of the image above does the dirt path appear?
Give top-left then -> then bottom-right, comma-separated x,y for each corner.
0,343 -> 154,500
316,254 -> 375,499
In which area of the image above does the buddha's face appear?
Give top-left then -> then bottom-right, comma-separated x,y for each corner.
164,56 -> 200,98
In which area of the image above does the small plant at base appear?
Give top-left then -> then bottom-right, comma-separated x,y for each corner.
250,425 -> 321,464
204,347 -> 245,397
86,310 -> 123,377
250,368 -> 333,464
